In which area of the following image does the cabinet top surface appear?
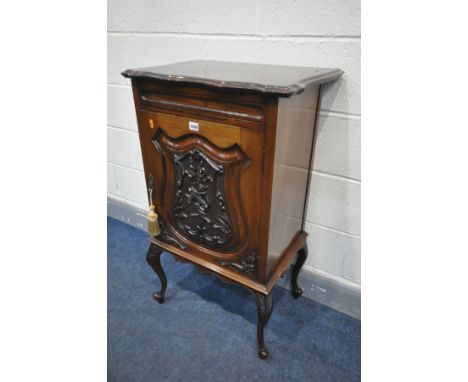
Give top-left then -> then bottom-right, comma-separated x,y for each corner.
122,60 -> 343,96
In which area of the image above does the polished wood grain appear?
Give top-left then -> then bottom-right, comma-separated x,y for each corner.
154,112 -> 242,148
266,86 -> 320,277
137,80 -> 267,129
123,60 -> 343,96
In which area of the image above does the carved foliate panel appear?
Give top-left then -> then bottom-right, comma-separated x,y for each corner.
173,148 -> 233,247
218,252 -> 258,277
152,129 -> 250,253
157,217 -> 187,250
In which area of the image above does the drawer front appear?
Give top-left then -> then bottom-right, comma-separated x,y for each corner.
136,80 -> 266,129
137,110 -> 264,279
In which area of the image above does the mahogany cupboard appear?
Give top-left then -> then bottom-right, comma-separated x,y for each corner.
122,61 -> 343,359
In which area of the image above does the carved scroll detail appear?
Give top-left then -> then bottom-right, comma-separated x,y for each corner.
251,291 -> 273,322
157,218 -> 187,250
218,252 -> 258,277
172,148 -> 233,248
249,290 -> 273,359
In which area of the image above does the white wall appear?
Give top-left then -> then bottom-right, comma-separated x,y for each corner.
107,0 -> 361,289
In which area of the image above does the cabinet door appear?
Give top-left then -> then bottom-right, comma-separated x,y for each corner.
137,110 -> 264,278
154,127 -> 249,252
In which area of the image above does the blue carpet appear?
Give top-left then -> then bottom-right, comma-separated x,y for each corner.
108,217 -> 360,381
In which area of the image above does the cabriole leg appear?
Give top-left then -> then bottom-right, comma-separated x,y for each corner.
250,290 -> 273,359
146,243 -> 167,304
291,243 -> 308,298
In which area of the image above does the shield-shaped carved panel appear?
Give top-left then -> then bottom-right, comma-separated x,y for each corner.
152,129 -> 251,254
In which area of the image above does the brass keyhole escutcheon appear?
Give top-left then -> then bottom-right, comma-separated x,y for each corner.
149,118 -> 154,129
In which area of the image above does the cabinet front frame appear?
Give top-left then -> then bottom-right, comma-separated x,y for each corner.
131,80 -> 276,283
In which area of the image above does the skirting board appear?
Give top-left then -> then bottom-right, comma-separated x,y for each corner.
108,195 -> 361,320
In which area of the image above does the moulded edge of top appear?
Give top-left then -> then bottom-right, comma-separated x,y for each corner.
121,64 -> 343,97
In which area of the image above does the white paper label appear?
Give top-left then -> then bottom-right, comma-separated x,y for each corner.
189,121 -> 199,131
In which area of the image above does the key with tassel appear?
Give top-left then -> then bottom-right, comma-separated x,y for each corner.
147,174 -> 161,236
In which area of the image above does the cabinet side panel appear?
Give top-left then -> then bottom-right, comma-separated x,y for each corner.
267,87 -> 319,276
